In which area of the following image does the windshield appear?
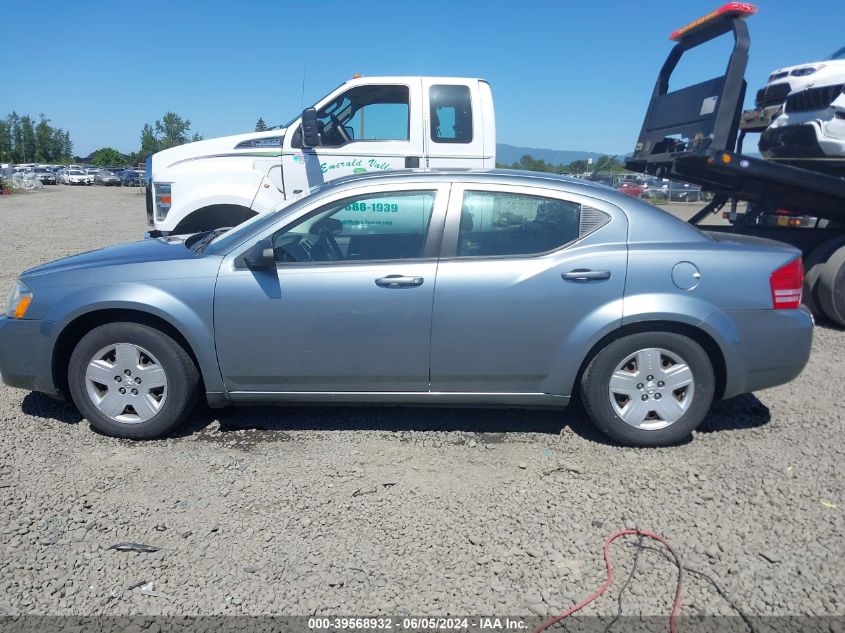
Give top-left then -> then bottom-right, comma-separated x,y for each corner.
69,170 -> 84,175
277,82 -> 346,129
206,182 -> 337,254
830,46 -> 845,60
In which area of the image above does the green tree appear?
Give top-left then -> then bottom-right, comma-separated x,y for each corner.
154,112 -> 201,149
34,114 -> 54,162
255,117 -> 267,132
0,119 -> 12,163
8,112 -> 23,163
19,115 -> 36,164
139,113 -> 202,158
90,147 -> 126,166
140,123 -> 158,156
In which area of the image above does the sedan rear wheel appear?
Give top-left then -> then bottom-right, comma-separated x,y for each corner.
580,332 -> 715,446
68,322 -> 199,439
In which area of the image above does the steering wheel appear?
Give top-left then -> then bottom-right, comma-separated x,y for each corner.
319,227 -> 344,260
329,114 -> 352,144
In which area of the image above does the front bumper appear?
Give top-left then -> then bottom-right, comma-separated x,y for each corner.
703,307 -> 813,399
760,121 -> 845,159
0,317 -> 60,397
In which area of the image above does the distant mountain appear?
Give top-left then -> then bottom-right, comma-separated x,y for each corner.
496,143 -> 610,166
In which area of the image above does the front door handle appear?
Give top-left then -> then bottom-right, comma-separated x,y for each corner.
561,269 -> 611,281
375,275 -> 424,288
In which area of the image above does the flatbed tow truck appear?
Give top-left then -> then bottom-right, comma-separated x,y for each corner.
626,2 -> 845,326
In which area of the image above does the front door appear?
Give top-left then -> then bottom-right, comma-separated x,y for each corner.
282,81 -> 424,200
429,183 -> 628,395
214,183 -> 448,393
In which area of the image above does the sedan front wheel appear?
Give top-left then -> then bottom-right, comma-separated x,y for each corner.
68,322 -> 199,439
580,332 -> 715,446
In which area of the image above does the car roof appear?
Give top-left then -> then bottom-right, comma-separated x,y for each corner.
324,168 -> 617,196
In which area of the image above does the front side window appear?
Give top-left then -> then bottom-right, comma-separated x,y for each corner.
457,191 -> 581,257
273,190 -> 435,263
430,84 -> 473,144
314,85 -> 410,147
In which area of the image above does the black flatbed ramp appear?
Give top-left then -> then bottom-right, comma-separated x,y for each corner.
624,3 -> 845,224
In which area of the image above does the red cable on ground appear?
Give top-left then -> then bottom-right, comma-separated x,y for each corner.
533,529 -> 685,633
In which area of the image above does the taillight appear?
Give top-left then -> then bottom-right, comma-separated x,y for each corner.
770,258 -> 803,309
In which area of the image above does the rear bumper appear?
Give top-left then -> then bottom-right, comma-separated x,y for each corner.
0,317 -> 61,397
702,307 -> 813,399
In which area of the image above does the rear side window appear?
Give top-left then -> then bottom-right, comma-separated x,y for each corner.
457,191 -> 582,257
430,85 -> 473,144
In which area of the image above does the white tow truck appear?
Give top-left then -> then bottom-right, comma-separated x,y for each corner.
146,76 -> 495,235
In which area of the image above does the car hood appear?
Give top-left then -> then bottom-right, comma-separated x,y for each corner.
151,129 -> 287,173
764,60 -> 845,94
21,236 -> 198,280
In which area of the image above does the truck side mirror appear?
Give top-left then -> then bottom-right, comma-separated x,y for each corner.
242,238 -> 275,269
301,108 -> 321,148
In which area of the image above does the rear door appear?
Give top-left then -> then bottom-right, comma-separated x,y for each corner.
423,79 -> 490,169
429,182 -> 628,396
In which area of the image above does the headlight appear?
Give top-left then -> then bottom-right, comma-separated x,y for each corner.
790,65 -> 824,77
6,281 -> 33,319
155,183 -> 172,221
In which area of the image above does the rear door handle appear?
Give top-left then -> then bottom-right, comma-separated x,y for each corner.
375,275 -> 424,288
561,269 -> 611,281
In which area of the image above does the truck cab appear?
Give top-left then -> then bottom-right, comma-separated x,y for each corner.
146,76 -> 496,235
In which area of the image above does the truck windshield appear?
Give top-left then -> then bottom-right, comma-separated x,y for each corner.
279,82 -> 346,129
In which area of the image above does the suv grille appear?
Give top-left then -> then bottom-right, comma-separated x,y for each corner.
756,83 -> 791,108
785,84 -> 844,113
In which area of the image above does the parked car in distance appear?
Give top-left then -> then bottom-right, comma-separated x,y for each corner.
615,181 -> 643,197
0,170 -> 813,445
95,170 -> 121,186
62,169 -> 93,185
120,170 -> 143,186
31,167 -> 57,185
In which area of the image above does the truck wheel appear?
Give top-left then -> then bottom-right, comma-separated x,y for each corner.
580,332 -> 715,446
68,322 -> 200,439
818,245 -> 845,328
171,204 -> 257,234
803,237 -> 845,319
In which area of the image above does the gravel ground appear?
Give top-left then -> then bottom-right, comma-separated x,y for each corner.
0,186 -> 843,623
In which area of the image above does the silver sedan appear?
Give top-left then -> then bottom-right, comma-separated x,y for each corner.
0,170 -> 813,445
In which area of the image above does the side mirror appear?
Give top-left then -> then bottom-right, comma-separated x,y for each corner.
301,108 -> 320,148
242,238 -> 275,269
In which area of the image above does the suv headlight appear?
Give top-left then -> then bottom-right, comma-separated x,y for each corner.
155,183 -> 172,221
790,65 -> 824,77
6,281 -> 33,319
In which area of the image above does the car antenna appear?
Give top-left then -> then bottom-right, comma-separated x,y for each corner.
266,65 -> 307,131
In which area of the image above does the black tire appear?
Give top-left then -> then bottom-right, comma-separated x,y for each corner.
818,245 -> 845,328
580,332 -> 715,446
68,322 -> 199,439
802,237 -> 845,319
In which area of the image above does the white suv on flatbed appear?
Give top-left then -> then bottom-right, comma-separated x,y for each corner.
751,46 -> 845,159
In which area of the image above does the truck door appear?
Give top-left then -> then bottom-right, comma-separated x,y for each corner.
423,79 -> 493,170
282,80 -> 424,198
